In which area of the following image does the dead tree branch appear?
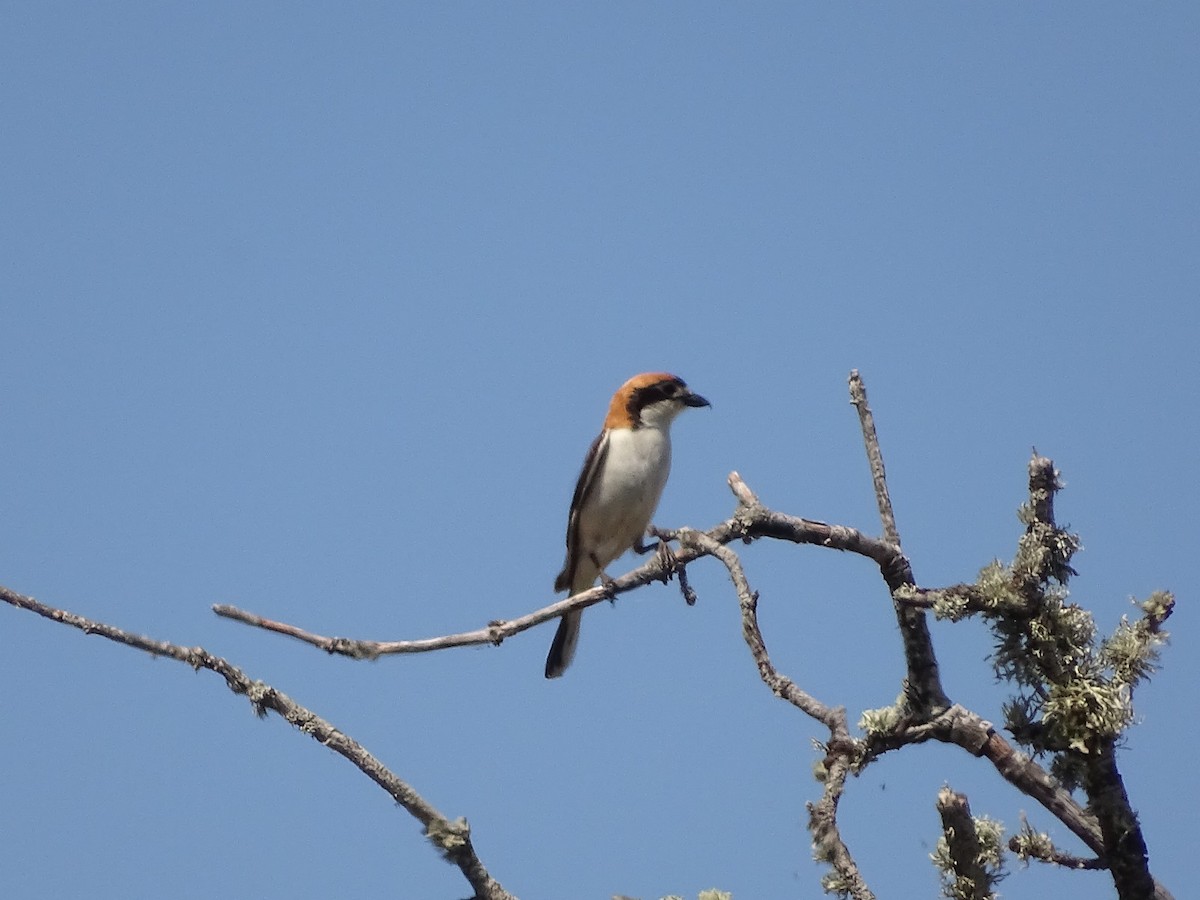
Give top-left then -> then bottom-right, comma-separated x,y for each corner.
0,584 -> 516,900
934,787 -> 1001,900
849,369 -> 948,717
212,471 -> 928,665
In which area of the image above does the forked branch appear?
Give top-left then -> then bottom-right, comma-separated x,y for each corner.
849,369 -> 948,715
0,585 -> 515,900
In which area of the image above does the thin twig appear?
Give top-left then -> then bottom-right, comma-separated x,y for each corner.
214,557 -> 682,659
848,370 -> 949,716
809,751 -> 876,900
677,529 -> 847,734
848,369 -> 900,547
0,584 -> 516,900
214,473 -> 926,662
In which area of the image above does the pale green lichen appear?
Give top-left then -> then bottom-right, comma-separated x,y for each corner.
819,872 -> 855,898
930,815 -> 1007,900
976,560 -> 1027,611
858,695 -> 905,738
858,705 -> 901,739
975,496 -> 1172,761
1010,817 -> 1056,866
930,588 -> 973,622
425,817 -> 469,858
1099,592 -> 1174,689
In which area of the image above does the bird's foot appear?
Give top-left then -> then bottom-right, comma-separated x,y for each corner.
598,571 -> 619,604
639,525 -> 678,584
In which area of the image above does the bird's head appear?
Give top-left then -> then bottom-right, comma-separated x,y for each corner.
604,372 -> 710,430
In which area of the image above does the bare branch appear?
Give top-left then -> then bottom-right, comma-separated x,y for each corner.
809,751 -> 876,900
848,369 -> 901,547
213,472 -> 931,664
848,370 -> 949,716
213,555 -> 682,659
0,584 -> 516,900
675,528 -> 847,735
675,563 -> 698,606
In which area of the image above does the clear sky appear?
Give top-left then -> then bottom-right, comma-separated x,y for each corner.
2,4 -> 1196,899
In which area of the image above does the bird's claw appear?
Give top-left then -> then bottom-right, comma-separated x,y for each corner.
639,526 -> 678,584
654,539 -> 678,584
599,571 -> 618,604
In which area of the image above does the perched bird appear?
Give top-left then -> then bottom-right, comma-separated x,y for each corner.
546,372 -> 709,678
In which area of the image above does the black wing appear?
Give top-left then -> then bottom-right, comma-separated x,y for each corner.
554,429 -> 609,592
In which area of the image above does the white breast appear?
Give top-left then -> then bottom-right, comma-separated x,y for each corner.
577,425 -> 672,570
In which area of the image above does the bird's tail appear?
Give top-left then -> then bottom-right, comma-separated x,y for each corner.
545,564 -> 597,678
544,610 -> 581,678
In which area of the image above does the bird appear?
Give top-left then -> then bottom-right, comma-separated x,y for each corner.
545,372 -> 709,678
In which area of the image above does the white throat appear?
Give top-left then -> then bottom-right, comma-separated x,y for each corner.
636,398 -> 686,431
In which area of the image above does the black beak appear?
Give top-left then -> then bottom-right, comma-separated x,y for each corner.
684,391 -> 710,408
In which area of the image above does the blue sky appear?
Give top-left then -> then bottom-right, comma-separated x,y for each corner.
2,4 -> 1196,898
